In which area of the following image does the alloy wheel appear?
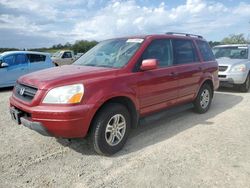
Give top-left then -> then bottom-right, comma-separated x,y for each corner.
105,114 -> 126,146
200,89 -> 210,109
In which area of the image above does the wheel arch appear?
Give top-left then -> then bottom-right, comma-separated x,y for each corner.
197,79 -> 214,98
87,96 -> 139,135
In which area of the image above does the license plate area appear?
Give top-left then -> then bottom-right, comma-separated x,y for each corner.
10,107 -> 23,124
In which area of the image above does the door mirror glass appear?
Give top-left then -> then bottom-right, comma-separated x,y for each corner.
0,62 -> 9,68
140,59 -> 158,71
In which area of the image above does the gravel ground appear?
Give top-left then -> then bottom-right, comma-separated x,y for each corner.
0,87 -> 250,188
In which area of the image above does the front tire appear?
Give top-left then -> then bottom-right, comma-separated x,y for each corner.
90,103 -> 131,155
238,74 -> 250,92
193,84 -> 212,114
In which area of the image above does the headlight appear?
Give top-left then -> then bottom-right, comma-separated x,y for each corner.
231,64 -> 247,72
43,84 -> 84,104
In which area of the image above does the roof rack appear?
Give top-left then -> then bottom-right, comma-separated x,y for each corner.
166,32 -> 203,39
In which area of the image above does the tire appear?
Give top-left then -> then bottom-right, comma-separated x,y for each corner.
238,74 -> 250,92
90,103 -> 131,155
193,84 -> 212,114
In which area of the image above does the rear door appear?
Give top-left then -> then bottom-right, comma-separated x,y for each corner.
171,39 -> 202,104
136,39 -> 179,114
2,54 -> 29,85
27,54 -> 49,73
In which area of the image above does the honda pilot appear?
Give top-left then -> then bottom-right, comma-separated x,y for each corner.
9,33 -> 219,155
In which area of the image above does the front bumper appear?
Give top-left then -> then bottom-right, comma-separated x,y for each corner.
21,117 -> 50,136
9,96 -> 94,138
218,71 -> 248,85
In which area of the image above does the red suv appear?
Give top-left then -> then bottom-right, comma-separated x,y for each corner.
9,32 -> 219,155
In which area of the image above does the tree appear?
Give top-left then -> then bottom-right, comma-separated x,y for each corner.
208,41 -> 221,47
221,34 -> 249,44
71,40 -> 98,53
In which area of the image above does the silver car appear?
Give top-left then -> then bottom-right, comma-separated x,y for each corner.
213,44 -> 250,92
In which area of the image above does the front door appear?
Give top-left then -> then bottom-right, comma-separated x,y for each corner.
61,52 -> 73,65
3,54 -> 28,86
136,39 -> 179,115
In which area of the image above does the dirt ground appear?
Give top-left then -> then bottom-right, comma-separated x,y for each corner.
0,87 -> 249,188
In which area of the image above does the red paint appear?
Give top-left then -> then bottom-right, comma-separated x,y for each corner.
9,34 -> 219,138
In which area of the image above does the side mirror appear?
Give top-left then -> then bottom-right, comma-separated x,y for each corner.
0,62 -> 9,68
140,59 -> 158,71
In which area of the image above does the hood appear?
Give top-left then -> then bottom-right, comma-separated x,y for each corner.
216,57 -> 249,66
19,65 -> 117,90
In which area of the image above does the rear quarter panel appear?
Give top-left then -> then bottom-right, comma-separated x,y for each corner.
196,60 -> 219,98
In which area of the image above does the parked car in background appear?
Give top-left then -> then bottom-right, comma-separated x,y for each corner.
213,44 -> 250,92
0,51 -> 54,88
9,33 -> 219,155
51,50 -> 75,66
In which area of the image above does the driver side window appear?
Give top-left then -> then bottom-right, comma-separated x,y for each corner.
62,52 -> 72,58
3,55 -> 15,66
141,39 -> 173,68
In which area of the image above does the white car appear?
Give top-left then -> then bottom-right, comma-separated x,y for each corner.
51,50 -> 75,66
213,44 -> 250,92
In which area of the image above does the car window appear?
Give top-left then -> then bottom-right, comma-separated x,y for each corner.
141,39 -> 173,67
213,47 -> 248,59
15,54 -> 27,64
172,39 -> 199,65
3,55 -> 15,66
74,38 -> 142,68
62,52 -> 72,58
27,54 -> 46,63
196,40 -> 215,61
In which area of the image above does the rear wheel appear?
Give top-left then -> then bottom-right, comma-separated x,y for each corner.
238,74 -> 250,92
90,103 -> 131,155
193,84 -> 212,114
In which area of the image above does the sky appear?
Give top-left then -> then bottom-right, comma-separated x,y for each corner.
0,0 -> 250,48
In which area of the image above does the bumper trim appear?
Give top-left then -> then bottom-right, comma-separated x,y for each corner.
20,117 -> 51,137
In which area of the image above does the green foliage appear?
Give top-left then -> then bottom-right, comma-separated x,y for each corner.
0,48 -> 19,53
27,40 -> 98,54
208,41 -> 221,47
221,34 -> 249,44
71,40 -> 98,53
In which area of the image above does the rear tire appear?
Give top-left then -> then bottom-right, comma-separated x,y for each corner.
193,84 -> 212,114
90,103 -> 131,155
238,74 -> 250,92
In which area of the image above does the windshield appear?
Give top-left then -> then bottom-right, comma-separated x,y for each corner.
73,38 -> 143,68
52,51 -> 62,58
213,46 -> 248,59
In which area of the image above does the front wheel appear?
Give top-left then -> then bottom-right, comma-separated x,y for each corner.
238,74 -> 250,92
90,103 -> 131,155
193,84 -> 212,114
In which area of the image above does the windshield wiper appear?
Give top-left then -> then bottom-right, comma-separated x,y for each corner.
83,63 -> 97,67
96,65 -> 113,68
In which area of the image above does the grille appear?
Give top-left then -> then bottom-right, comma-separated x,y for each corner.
14,83 -> 38,102
219,66 -> 228,72
218,75 -> 227,78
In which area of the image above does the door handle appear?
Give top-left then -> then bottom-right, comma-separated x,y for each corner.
169,72 -> 178,77
167,72 -> 178,77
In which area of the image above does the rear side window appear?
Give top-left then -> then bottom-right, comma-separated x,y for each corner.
172,39 -> 199,65
196,40 -> 215,61
141,39 -> 173,67
27,54 -> 46,63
